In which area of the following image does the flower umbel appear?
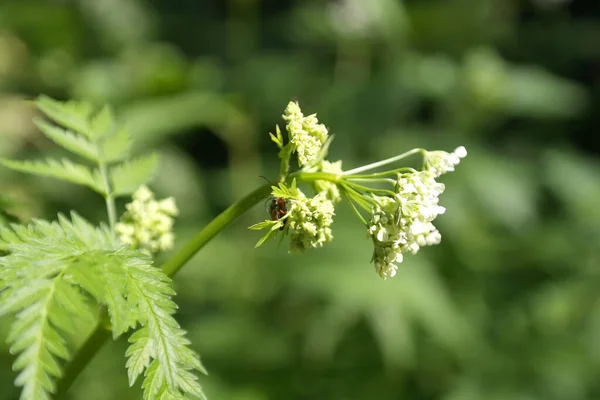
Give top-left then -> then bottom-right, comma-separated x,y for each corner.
287,190 -> 335,252
367,170 -> 449,279
115,185 -> 179,253
283,101 -> 329,167
254,100 -> 467,280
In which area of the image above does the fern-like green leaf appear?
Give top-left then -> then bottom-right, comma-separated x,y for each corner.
101,127 -> 131,163
0,158 -> 105,195
89,105 -> 115,140
33,118 -> 98,162
0,213 -> 120,400
110,153 -> 159,197
125,328 -> 153,382
33,96 -> 133,163
123,259 -> 207,400
35,95 -> 95,139
57,213 -> 114,250
99,254 -> 139,338
2,96 -> 154,205
1,214 -> 208,399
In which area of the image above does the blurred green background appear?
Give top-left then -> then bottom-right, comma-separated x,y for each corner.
1,0 -> 600,399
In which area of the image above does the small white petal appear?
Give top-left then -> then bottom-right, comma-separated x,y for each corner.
395,252 -> 403,263
376,228 -> 388,242
454,146 -> 467,158
388,266 -> 397,278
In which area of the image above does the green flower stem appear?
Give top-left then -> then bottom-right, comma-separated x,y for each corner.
345,177 -> 396,184
106,195 -> 116,230
342,148 -> 424,176
56,170 -> 342,398
56,182 -> 272,398
342,190 -> 367,226
161,182 -> 272,276
344,181 -> 396,197
345,167 -> 417,179
340,182 -> 375,211
99,162 -> 117,229
55,319 -> 111,397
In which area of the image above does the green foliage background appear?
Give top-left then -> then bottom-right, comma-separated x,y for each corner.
1,0 -> 599,399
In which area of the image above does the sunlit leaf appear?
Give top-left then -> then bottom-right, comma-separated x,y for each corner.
110,153 -> 159,197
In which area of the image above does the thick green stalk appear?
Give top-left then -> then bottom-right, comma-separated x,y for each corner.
56,182 -> 272,398
55,321 -> 111,397
161,182 -> 272,276
56,171 -> 345,398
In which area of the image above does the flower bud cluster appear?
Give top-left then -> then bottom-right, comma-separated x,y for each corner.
115,185 -> 179,254
367,170 -> 447,279
283,101 -> 329,167
287,190 -> 335,252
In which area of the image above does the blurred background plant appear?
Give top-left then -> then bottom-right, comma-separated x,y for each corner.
1,0 -> 600,399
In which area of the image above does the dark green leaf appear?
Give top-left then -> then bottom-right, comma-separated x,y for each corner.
0,158 -> 105,195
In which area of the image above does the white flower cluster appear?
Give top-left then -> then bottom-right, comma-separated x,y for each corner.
367,170 -> 448,279
115,185 -> 179,254
287,190 -> 335,252
283,101 -> 329,167
423,146 -> 467,177
314,160 -> 343,203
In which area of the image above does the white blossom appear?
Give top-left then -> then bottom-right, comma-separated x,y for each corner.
367,171 -> 447,279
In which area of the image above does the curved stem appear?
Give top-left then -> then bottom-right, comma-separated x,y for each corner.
345,177 -> 396,184
56,182 -> 272,398
345,167 -> 416,179
340,183 -> 375,211
57,170 -> 342,397
55,320 -> 111,397
344,181 -> 396,197
342,190 -> 367,226
162,183 -> 272,276
342,148 -> 424,176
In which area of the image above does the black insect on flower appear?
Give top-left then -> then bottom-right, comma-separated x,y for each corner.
268,196 -> 289,230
